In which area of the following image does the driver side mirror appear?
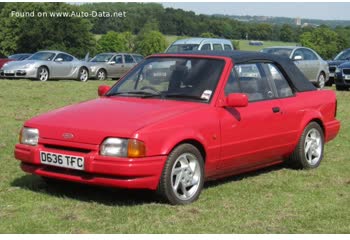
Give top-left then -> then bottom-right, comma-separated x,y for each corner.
293,55 -> 303,61
55,58 -> 63,62
225,93 -> 248,108
98,85 -> 111,96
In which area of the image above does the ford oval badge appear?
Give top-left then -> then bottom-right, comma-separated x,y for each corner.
62,133 -> 74,139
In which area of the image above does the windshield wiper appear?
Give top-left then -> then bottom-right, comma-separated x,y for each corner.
106,91 -> 161,97
162,93 -> 207,101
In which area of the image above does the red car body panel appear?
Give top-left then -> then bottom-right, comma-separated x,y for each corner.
0,58 -> 14,68
14,53 -> 341,190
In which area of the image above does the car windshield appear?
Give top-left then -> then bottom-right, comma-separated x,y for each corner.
166,44 -> 200,53
334,50 -> 350,60
261,48 -> 293,58
90,53 -> 115,62
107,57 -> 225,103
27,52 -> 56,61
9,54 -> 31,60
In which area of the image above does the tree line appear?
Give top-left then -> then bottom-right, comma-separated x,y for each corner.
1,2 -> 350,59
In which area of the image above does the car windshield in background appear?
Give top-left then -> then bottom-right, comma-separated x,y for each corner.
90,54 -> 115,62
8,54 -> 31,60
133,55 -> 144,63
334,50 -> 350,60
262,48 -> 293,58
108,57 -> 225,102
27,52 -> 56,61
166,44 -> 200,53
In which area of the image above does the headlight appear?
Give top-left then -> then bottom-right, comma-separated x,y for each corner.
100,138 -> 146,158
335,67 -> 341,73
22,63 -> 34,69
2,63 -> 8,68
20,127 -> 39,146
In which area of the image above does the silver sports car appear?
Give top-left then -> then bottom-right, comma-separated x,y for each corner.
0,50 -> 90,82
88,52 -> 144,80
261,46 -> 329,88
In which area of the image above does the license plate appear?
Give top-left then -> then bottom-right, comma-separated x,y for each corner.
40,151 -> 84,170
4,70 -> 14,74
345,75 -> 350,80
329,73 -> 334,77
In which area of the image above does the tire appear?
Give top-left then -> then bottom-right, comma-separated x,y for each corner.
78,67 -> 89,82
37,66 -> 49,82
316,73 -> 325,89
157,144 -> 205,205
96,69 -> 107,81
325,78 -> 333,87
287,122 -> 324,169
336,85 -> 348,91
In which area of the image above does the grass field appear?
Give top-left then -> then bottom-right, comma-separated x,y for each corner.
0,80 -> 349,233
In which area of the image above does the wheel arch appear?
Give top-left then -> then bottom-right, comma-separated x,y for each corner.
170,139 -> 207,163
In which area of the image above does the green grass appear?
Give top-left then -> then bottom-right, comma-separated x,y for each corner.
0,80 -> 349,233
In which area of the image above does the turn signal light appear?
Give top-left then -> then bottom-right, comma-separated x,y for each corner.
127,139 -> 146,158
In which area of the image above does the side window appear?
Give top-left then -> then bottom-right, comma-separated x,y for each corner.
293,49 -> 304,60
224,69 -> 240,95
265,63 -> 293,98
62,54 -> 73,62
113,55 -> 123,64
133,55 -> 144,63
213,44 -> 223,51
200,44 -> 211,51
125,54 -> 135,64
224,44 -> 233,50
234,63 -> 274,102
302,49 -> 318,60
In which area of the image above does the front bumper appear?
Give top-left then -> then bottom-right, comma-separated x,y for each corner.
0,68 -> 37,78
14,141 -> 167,190
335,72 -> 350,87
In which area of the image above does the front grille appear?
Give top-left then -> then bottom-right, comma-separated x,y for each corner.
342,68 -> 350,75
43,144 -> 91,153
329,66 -> 336,72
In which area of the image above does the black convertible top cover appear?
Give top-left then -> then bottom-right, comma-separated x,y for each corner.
157,51 -> 317,92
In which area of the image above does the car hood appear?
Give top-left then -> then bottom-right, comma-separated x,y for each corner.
25,97 -> 204,145
327,60 -> 349,66
338,61 -> 350,68
1,60 -> 39,69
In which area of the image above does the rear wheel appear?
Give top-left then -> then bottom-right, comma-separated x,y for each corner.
78,67 -> 89,82
37,66 -> 49,82
287,122 -> 324,169
157,144 -> 204,205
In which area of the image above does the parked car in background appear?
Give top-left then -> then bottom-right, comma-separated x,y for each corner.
327,48 -> 350,86
333,62 -> 350,91
165,38 -> 234,53
88,52 -> 144,80
8,53 -> 32,61
0,54 -> 14,69
14,51 -> 340,205
0,50 -> 90,82
261,46 -> 329,88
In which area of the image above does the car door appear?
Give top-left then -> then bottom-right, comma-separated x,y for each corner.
292,48 -> 311,80
106,54 -> 123,78
51,53 -> 74,78
218,63 -> 287,172
302,48 -> 320,81
123,54 -> 137,75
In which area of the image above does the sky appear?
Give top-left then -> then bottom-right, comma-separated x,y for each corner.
161,2 -> 350,21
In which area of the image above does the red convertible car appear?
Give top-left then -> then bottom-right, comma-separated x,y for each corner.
14,51 -> 340,205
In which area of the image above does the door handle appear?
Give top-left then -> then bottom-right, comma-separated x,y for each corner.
272,107 -> 280,113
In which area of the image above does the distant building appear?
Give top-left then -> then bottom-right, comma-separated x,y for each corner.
302,22 -> 319,28
295,17 -> 301,26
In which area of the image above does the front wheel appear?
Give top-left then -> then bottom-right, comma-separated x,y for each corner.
96,69 -> 107,81
316,73 -> 325,89
287,122 -> 324,169
336,85 -> 348,91
78,67 -> 89,82
37,66 -> 49,82
157,144 -> 204,205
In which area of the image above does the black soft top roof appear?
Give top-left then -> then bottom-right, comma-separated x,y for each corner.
155,50 -> 317,92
